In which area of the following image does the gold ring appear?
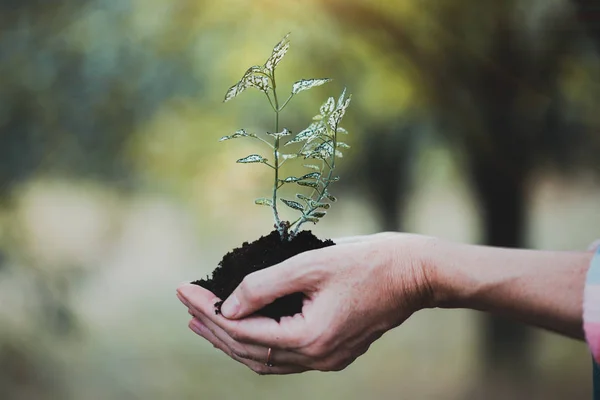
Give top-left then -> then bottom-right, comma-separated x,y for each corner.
265,347 -> 274,367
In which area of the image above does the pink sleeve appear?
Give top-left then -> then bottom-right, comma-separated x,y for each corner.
584,247 -> 600,363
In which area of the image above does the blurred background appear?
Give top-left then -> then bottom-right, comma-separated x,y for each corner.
0,0 -> 599,399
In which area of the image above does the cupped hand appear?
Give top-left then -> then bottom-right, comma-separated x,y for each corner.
176,232 -> 434,375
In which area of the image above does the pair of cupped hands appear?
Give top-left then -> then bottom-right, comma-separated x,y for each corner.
176,232 -> 434,375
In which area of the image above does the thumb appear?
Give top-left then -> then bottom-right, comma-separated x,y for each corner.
220,255 -> 315,319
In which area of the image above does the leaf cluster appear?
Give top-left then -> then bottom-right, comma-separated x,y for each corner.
219,33 -> 352,239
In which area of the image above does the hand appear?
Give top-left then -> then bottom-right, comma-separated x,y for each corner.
176,232 -> 434,375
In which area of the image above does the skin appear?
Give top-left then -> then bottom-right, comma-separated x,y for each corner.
176,232 -> 596,375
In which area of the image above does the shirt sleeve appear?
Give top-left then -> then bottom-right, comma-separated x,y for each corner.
584,246 -> 600,363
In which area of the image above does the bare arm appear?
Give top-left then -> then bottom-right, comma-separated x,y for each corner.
423,239 -> 592,340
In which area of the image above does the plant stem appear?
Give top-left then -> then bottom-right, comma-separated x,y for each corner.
289,125 -> 338,238
279,93 -> 294,111
250,135 -> 274,148
265,93 -> 276,113
271,72 -> 283,235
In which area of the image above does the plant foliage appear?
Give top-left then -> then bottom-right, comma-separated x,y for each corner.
220,33 -> 351,239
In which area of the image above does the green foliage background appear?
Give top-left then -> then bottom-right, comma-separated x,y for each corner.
0,1 -> 598,399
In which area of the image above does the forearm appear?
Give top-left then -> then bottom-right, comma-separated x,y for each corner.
423,238 -> 592,340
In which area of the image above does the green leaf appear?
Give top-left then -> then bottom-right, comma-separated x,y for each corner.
328,109 -> 343,130
327,176 -> 340,182
303,164 -> 321,171
219,129 -> 249,141
255,198 -> 273,207
320,97 -> 335,116
285,125 -> 320,146
301,139 -> 329,159
297,180 -> 319,188
281,153 -> 298,161
265,33 -> 290,72
245,74 -> 270,93
296,193 -> 311,202
268,128 -> 292,138
224,81 -> 247,103
340,95 -> 352,112
310,211 -> 327,218
304,217 -> 320,224
224,66 -> 270,102
337,87 -> 347,108
325,192 -> 337,202
282,176 -> 300,183
301,172 -> 321,180
237,154 -> 267,164
281,198 -> 304,211
309,201 -> 330,209
303,151 -> 325,160
337,127 -> 349,135
291,78 -> 332,95
327,92 -> 352,128
313,141 -> 334,158
337,142 -> 351,149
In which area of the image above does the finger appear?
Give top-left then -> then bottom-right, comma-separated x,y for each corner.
219,252 -> 327,319
177,285 -> 221,313
188,318 -> 309,375
178,284 -> 307,348
190,308 -> 312,366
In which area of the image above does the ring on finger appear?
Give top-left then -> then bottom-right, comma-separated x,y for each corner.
265,347 -> 274,367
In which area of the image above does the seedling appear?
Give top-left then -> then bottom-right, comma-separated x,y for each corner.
192,34 -> 350,320
219,33 -> 351,240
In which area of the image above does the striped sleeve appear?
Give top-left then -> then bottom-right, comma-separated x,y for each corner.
584,246 -> 600,363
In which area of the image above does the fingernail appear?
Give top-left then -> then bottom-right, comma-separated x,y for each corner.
220,294 -> 240,318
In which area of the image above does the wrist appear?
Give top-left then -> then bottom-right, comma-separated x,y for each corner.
384,233 -> 440,311
420,237 -> 477,309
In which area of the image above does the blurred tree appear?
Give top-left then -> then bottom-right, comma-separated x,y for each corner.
0,1 -> 206,396
572,0 -> 600,51
0,0 -> 202,198
341,119 -> 420,232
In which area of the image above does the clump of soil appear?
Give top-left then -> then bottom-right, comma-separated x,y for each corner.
192,229 -> 334,321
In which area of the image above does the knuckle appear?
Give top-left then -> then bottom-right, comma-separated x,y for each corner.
230,345 -> 250,360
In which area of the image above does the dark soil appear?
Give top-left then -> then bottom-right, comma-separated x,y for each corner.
192,229 -> 334,321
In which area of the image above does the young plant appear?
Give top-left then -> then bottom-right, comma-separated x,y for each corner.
220,33 -> 351,240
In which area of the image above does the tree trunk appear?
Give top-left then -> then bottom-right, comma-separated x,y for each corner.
359,125 -> 416,232
470,158 -> 535,398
